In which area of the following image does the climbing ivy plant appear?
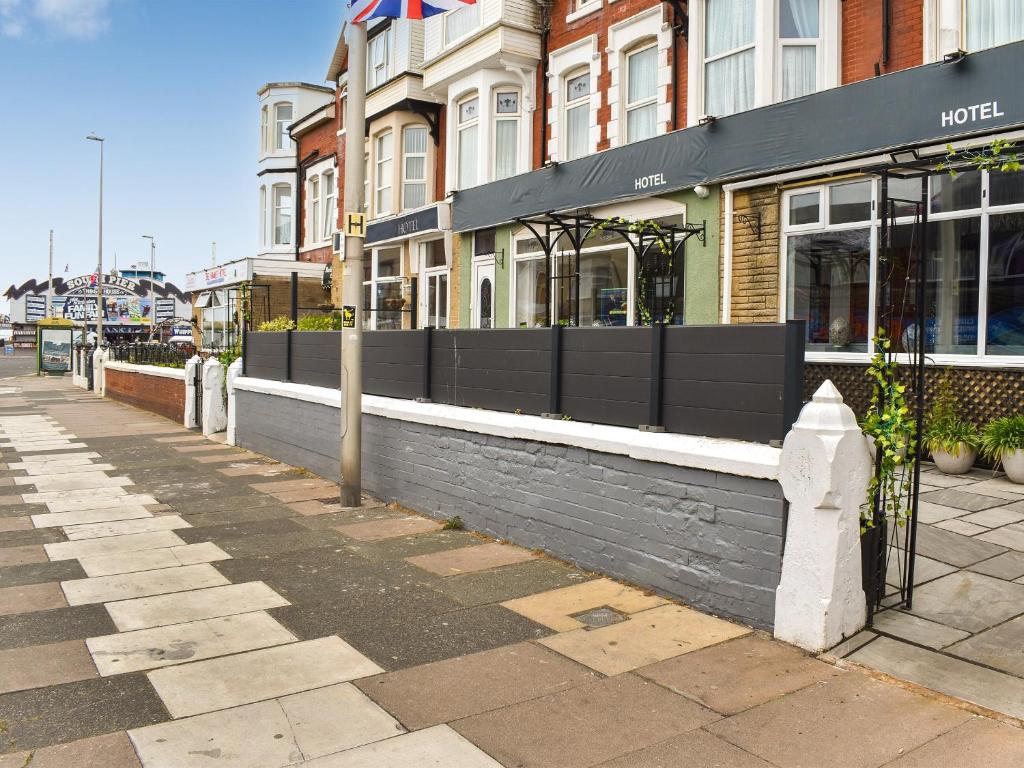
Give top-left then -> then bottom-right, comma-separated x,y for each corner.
593,216 -> 674,325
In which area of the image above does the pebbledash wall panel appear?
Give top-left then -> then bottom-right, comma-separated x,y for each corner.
234,387 -> 785,629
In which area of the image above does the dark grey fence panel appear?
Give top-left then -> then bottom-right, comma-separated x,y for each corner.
560,327 -> 651,428
431,329 -> 550,414
291,332 -> 340,389
661,322 -> 804,443
363,330 -> 424,399
246,332 -> 288,382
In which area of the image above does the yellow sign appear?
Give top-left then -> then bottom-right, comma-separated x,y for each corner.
344,212 -> 366,238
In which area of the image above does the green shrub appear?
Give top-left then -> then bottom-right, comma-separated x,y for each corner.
981,415 -> 1024,462
296,312 -> 343,331
257,317 -> 296,332
923,370 -> 979,456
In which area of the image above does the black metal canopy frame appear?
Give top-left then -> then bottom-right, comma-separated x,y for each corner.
514,211 -> 706,327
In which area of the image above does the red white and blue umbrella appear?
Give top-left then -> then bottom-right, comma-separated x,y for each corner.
348,0 -> 475,23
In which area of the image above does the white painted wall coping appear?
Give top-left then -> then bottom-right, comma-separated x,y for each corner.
234,376 -> 781,480
103,361 -> 187,381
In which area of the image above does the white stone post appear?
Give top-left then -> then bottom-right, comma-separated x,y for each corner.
184,355 -> 202,429
775,380 -> 872,652
226,358 -> 243,446
201,358 -> 227,436
92,347 -> 105,394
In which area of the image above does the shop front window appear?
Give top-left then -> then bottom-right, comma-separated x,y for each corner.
421,239 -> 448,329
362,247 -> 404,330
986,212 -> 1024,355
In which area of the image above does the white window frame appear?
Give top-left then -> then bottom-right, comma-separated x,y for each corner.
260,106 -> 269,154
780,172 -> 1024,367
363,246 -> 405,331
456,94 -> 480,190
686,0 -> 839,126
563,68 -> 592,161
493,88 -> 521,180
259,185 -> 267,247
274,102 -> 293,151
272,183 -> 292,246
322,169 -> 336,241
624,43 -> 659,144
375,130 -> 394,216
307,175 -> 320,248
368,27 -> 391,89
606,8 -> 669,148
776,0 -> 821,102
419,238 -> 450,329
548,35 -> 599,162
402,125 -> 428,211
444,2 -> 480,47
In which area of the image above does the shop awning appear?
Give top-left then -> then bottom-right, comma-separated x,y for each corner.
453,41 -> 1024,232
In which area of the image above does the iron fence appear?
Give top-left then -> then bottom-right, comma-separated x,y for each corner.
110,342 -> 192,368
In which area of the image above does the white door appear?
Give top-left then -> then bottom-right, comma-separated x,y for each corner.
471,259 -> 495,329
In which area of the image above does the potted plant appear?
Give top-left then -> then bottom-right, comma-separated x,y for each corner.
922,371 -> 979,475
981,414 -> 1024,483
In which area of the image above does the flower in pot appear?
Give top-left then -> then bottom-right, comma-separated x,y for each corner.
923,418 -> 980,475
981,415 -> 1024,484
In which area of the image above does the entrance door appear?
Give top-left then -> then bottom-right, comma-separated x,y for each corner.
472,260 -> 495,329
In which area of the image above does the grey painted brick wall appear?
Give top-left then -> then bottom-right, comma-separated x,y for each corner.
235,389 -> 786,629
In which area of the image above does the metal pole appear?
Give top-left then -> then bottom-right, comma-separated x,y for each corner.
47,230 -> 53,318
340,22 -> 367,507
87,135 -> 105,345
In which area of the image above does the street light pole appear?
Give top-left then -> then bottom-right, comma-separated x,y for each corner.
86,134 -> 105,345
340,22 -> 367,507
47,230 -> 53,318
142,235 -> 156,332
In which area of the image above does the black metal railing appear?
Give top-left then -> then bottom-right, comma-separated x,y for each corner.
110,342 -> 191,369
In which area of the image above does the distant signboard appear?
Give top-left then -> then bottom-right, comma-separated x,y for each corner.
39,327 -> 73,373
155,298 -> 176,321
25,295 -> 46,321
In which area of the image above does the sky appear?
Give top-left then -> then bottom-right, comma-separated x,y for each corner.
0,0 -> 343,310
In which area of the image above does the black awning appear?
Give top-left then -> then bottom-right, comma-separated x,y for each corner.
453,41 -> 1024,232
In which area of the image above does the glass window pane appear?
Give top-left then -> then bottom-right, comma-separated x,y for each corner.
438,274 -> 448,328
786,229 -> 871,351
478,278 -> 492,328
990,169 -> 1024,206
566,72 -> 590,100
627,47 -> 657,105
403,126 -> 427,154
883,176 -> 924,218
424,240 -> 446,268
445,2 -> 479,44
515,258 -> 548,328
781,45 -> 816,100
930,170 -> 981,213
829,181 -> 872,224
475,229 -> 496,255
705,49 -> 755,117
458,98 -> 479,124
626,103 -> 657,144
495,91 -> 519,114
987,212 -> 1024,355
705,0 -> 755,57
965,0 -> 1024,51
427,277 -> 437,326
405,156 -> 425,181
403,183 -> 426,209
885,219 -> 981,355
495,119 -> 518,180
458,124 -> 477,188
579,249 -> 629,326
362,283 -> 371,326
566,104 -> 589,160
377,248 -> 402,278
779,0 -> 819,37
789,191 -> 820,225
376,282 -> 403,330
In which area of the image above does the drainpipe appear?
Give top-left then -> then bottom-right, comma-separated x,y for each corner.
537,0 -> 552,166
664,0 -> 687,131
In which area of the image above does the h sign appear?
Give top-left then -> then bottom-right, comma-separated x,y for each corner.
344,212 -> 367,238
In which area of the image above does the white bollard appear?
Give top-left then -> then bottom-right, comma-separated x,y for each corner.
201,359 -> 228,436
226,358 -> 243,445
92,347 -> 105,394
774,380 -> 872,652
184,355 -> 202,429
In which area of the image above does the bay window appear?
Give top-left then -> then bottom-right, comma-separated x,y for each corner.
783,171 -> 1024,362
494,90 -> 520,180
403,126 -> 428,210
272,183 -> 292,246
259,186 -> 267,246
260,107 -> 269,153
445,2 -> 479,45
564,70 -> 591,161
274,103 -> 292,151
457,95 -> 479,189
308,176 -> 320,245
375,131 -> 393,215
965,0 -> 1024,52
322,170 -> 336,241
368,28 -> 390,89
703,0 -> 755,117
363,247 -> 404,330
625,45 -> 658,143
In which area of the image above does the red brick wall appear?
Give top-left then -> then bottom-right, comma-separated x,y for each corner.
296,112 -> 341,263
842,0 -> 923,84
105,368 -> 186,424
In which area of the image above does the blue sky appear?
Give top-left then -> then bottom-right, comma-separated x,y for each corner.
0,0 -> 343,306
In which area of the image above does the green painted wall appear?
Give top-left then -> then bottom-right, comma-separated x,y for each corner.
458,234 -> 472,328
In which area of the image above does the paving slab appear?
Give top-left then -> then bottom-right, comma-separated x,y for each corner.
43,494 -> 159,513
0,639 -> 98,694
0,516 -> 31,532
191,451 -> 262,464
173,444 -> 238,453
0,580 -> 67,615
920,487 -> 1009,511
0,495 -> 23,505
31,506 -> 152,529
826,629 -> 878,658
946,614 -> 1024,677
0,542 -> 47,566
301,725 -> 501,768
935,518 -> 990,537
20,475 -> 132,494
850,635 -> 1024,720
594,729 -> 774,768
885,716 -> 1024,767
154,434 -> 207,443
500,577 -> 668,632
962,477 -> 1024,499
959,506 -> 1024,528
357,641 -> 600,730
9,451 -> 100,464
454,673 -> 719,768
87,610 -> 297,675
218,463 -> 293,477
635,634 -> 842,715
906,570 -> 1024,632
77,541 -> 229,577
106,580 -> 288,631
0,557 -> 84,588
976,522 -> 1024,551
0,603 -> 115,650
44,530 -> 186,561
148,635 -> 382,718
914,523 -> 1007,567
269,486 -> 342,503
129,683 -> 402,768
407,542 -> 536,576
250,478 -> 339,492
871,609 -> 971,649
62,562 -> 231,606
62,514 -> 190,541
16,462 -> 115,476
336,516 -> 444,541
705,670 -> 971,768
0,731 -> 142,768
180,503 -> 295,528
967,550 -> 1024,580
434,558 -> 595,608
539,604 -> 750,676
0,673 -> 168,754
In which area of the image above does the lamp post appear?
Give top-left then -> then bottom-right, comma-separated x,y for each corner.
142,235 -> 155,335
86,134 -> 105,345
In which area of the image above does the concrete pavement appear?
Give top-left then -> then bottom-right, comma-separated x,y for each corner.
1,375 -> 1023,767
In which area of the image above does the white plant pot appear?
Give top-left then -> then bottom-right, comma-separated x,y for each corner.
1002,449 -> 1024,484
932,445 -> 976,475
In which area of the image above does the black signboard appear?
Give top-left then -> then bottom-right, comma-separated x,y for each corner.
366,205 -> 440,244
155,298 -> 176,321
454,41 -> 1024,232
